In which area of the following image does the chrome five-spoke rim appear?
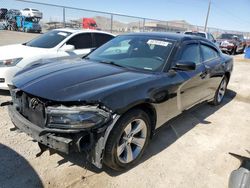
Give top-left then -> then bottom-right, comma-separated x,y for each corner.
217,78 -> 227,103
117,119 -> 147,163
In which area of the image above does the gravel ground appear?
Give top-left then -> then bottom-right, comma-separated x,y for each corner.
0,31 -> 250,188
0,30 -> 41,46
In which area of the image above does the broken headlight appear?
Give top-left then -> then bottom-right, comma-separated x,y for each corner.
46,105 -> 111,129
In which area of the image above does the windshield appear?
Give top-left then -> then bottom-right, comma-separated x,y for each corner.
87,35 -> 175,72
25,17 -> 39,23
90,23 -> 97,27
184,32 -> 206,38
218,34 -> 235,39
25,30 -> 72,48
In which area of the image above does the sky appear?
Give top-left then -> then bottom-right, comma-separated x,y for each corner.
1,0 -> 250,32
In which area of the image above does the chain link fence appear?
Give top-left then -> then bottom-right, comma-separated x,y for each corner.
1,0 -> 249,38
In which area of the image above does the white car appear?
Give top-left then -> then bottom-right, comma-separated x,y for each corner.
184,31 -> 216,43
0,28 -> 115,90
20,8 -> 43,18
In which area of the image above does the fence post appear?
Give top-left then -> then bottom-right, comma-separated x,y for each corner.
143,18 -> 145,32
110,14 -> 113,33
63,7 -> 66,27
165,21 -> 168,32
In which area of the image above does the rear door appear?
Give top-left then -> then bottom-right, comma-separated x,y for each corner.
92,33 -> 114,48
200,42 -> 224,97
177,41 -> 209,110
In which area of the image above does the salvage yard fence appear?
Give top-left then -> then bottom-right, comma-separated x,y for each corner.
1,0 -> 250,38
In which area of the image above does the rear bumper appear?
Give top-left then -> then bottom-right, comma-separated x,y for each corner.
8,105 -> 73,154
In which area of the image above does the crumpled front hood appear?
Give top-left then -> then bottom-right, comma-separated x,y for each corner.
0,44 -> 48,60
12,60 -> 154,102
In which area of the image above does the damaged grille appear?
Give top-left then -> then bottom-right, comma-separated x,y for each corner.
10,87 -> 46,128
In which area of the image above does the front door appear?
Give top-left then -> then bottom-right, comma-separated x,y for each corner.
177,42 -> 209,110
57,33 -> 94,60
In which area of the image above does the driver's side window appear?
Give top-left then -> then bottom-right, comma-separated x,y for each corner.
179,44 -> 200,65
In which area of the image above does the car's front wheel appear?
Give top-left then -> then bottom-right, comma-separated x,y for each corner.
104,109 -> 151,171
231,46 -> 237,55
212,76 -> 228,105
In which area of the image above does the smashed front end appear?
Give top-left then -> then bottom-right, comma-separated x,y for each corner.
7,86 -> 118,168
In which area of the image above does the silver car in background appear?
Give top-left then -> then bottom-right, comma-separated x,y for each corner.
20,8 -> 43,18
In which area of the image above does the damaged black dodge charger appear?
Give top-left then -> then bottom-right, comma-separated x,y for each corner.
6,32 -> 233,171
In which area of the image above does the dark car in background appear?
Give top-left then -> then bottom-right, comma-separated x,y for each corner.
5,9 -> 21,20
7,33 -> 233,171
217,33 -> 246,55
0,8 -> 8,19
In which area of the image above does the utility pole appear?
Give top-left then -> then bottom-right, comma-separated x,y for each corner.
204,0 -> 211,32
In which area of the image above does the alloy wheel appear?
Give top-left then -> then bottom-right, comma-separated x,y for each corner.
217,78 -> 227,103
117,119 -> 147,163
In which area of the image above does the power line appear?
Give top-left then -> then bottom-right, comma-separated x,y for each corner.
211,2 -> 250,27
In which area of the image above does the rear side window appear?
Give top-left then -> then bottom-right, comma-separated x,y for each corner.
180,44 -> 200,64
66,33 -> 93,49
201,45 -> 219,61
93,33 -> 114,48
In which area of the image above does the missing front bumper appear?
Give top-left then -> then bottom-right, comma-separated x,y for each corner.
8,105 -> 73,154
8,105 -> 120,169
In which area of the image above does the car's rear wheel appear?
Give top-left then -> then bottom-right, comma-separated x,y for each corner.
212,76 -> 228,105
104,109 -> 151,171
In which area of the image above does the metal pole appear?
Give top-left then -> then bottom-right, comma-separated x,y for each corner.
143,18 -> 145,32
63,7 -> 65,27
165,21 -> 168,32
204,0 -> 211,32
110,14 -> 113,33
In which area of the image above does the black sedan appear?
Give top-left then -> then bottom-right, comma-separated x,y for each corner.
6,32 -> 233,171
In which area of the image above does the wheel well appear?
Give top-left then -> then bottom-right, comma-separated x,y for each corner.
124,103 -> 157,135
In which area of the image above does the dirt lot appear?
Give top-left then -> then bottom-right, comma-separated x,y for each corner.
0,31 -> 250,188
0,30 -> 41,46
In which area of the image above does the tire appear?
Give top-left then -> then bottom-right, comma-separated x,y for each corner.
241,45 -> 246,54
211,76 -> 228,105
104,109 -> 151,171
231,47 -> 237,55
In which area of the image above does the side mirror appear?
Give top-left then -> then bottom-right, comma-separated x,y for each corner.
172,61 -> 196,71
60,44 -> 75,52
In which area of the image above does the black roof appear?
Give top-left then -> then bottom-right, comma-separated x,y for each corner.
124,32 -> 204,41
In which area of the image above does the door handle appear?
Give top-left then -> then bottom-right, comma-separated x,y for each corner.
200,71 -> 207,79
